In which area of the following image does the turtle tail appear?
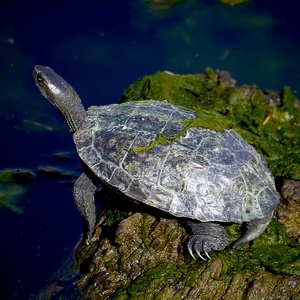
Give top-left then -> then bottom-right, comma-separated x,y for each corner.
232,212 -> 273,248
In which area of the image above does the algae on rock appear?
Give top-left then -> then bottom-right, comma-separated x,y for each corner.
0,169 -> 35,214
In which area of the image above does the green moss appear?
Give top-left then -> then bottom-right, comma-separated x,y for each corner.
112,263 -> 181,299
121,72 -> 209,110
179,261 -> 208,286
140,214 -> 151,249
0,169 -> 35,214
131,109 -> 234,153
0,184 -> 25,214
0,193 -> 24,214
105,256 -> 119,269
250,219 -> 300,275
103,209 -> 132,227
0,170 -> 15,183
107,220 -> 300,299
130,133 -> 174,153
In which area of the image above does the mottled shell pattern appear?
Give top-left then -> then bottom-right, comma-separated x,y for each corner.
74,100 -> 279,223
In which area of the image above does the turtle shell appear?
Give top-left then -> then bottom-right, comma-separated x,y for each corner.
73,100 -> 279,223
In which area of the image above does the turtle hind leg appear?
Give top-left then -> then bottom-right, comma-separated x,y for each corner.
73,172 -> 97,242
187,221 -> 229,260
232,212 -> 273,249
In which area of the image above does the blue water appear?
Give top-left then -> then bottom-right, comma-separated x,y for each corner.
1,0 -> 299,298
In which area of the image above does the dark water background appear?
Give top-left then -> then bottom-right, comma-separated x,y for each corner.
0,0 -> 299,298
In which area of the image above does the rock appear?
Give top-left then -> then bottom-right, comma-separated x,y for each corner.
75,211 -> 186,299
38,166 -> 77,180
0,169 -> 35,214
275,179 -> 300,239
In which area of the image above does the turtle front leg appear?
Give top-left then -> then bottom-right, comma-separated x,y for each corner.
187,221 -> 229,260
232,212 -> 273,249
73,172 -> 97,242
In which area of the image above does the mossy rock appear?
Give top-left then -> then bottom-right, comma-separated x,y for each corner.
74,69 -> 300,299
0,169 -> 35,214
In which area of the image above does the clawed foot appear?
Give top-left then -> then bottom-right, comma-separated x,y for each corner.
187,221 -> 229,261
187,235 -> 212,260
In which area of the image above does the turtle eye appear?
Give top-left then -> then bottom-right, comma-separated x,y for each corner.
36,73 -> 45,83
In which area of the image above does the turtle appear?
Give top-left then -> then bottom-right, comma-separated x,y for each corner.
33,65 -> 280,260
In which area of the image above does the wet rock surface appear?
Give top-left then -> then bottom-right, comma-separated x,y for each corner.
75,208 -> 300,299
72,186 -> 300,299
38,166 -> 78,180
275,180 -> 300,240
76,211 -> 186,299
37,151 -> 81,185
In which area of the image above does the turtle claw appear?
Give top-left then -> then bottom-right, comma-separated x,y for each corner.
204,251 -> 211,260
187,238 -> 200,260
196,248 -> 207,261
187,236 -> 211,261
188,245 -> 197,260
187,221 -> 229,260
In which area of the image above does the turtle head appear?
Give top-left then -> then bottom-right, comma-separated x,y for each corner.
33,65 -> 86,133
